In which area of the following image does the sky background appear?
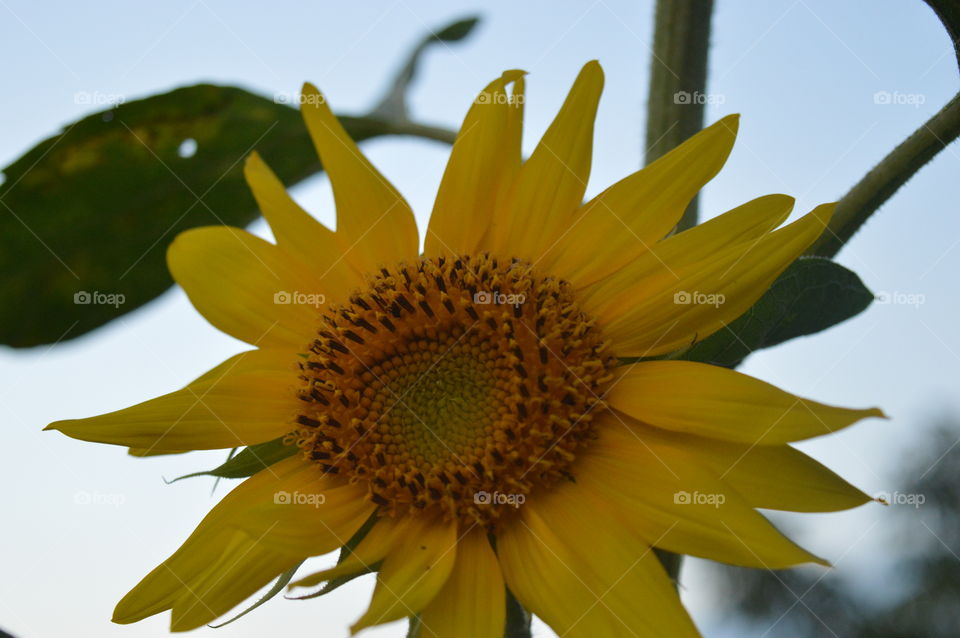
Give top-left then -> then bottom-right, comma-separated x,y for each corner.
1,1 -> 958,636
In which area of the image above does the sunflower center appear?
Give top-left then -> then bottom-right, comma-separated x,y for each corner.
292,254 -> 615,526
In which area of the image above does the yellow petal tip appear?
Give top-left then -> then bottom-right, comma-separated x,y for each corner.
244,150 -> 263,168
714,113 -> 740,134
580,59 -> 605,83
300,82 -> 326,106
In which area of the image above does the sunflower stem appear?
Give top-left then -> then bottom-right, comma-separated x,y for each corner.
806,92 -> 960,258
644,0 -> 715,233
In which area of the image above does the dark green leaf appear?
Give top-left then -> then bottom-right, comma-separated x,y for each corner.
167,436 -> 297,483
431,16 -> 480,42
208,561 -> 304,628
924,0 -> 960,71
209,446 -> 239,495
0,85 -> 397,348
682,257 -> 873,368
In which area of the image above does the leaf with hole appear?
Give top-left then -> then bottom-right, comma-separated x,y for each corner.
0,84 -> 397,348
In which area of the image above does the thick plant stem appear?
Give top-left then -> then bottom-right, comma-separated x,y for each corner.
807,92 -> 960,258
644,0 -> 715,232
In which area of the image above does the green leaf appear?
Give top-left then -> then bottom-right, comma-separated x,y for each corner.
682,257 -> 873,368
0,84 -> 312,348
431,16 -> 480,42
0,85 -> 433,348
924,0 -> 960,71
208,561 -> 304,628
209,446 -> 239,495
167,436 -> 297,483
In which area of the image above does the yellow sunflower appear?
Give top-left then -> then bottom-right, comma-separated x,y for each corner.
48,61 -> 884,637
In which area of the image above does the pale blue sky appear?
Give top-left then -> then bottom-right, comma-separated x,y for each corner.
1,1 -> 958,636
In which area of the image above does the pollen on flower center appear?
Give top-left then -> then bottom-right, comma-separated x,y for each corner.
292,254 -> 616,526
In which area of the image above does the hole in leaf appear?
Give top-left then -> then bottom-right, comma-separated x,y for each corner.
178,138 -> 198,158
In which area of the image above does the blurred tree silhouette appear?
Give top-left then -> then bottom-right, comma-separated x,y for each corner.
708,420 -> 960,637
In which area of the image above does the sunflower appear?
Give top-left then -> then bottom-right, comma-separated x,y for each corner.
48,61 -> 884,637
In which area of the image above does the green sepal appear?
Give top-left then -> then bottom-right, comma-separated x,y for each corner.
287,513 -> 381,600
208,561 -> 304,628
166,437 -> 297,483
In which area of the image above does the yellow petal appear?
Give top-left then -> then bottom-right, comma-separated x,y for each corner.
497,481 -> 700,638
425,70 -> 526,258
487,61 -> 604,260
695,440 -> 871,512
607,418 -> 871,512
169,531 -> 300,632
574,417 -> 829,568
350,516 -> 459,633
289,516 -> 404,590
244,151 -> 362,299
114,457 -> 373,626
497,74 -> 525,217
418,526 -> 505,638
46,349 -> 298,451
300,83 -> 419,272
586,204 -> 834,358
634,193 -> 795,273
607,360 -> 884,444
167,226 -> 321,349
540,115 -> 741,288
